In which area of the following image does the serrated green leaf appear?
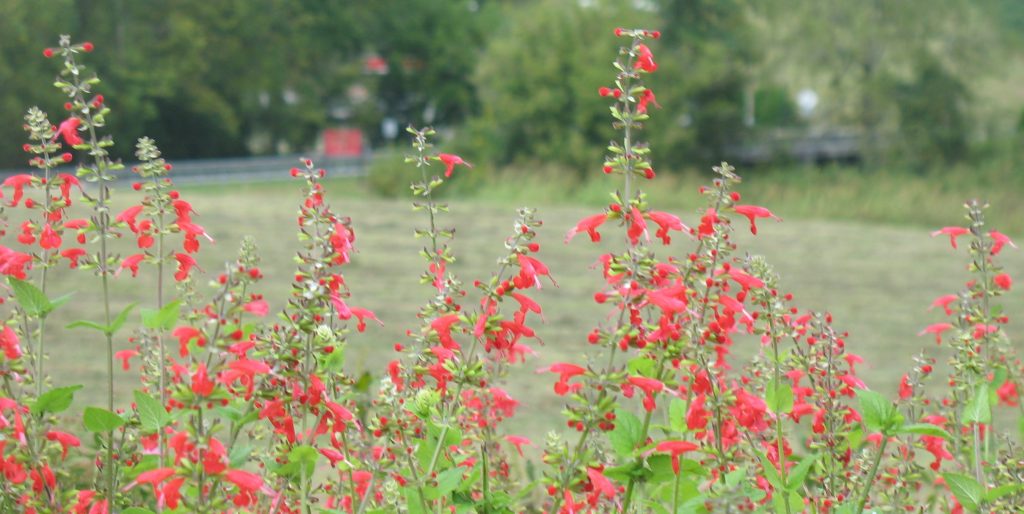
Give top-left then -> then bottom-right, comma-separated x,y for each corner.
9,277 -> 51,317
83,406 -> 125,433
943,472 -> 982,512
31,385 -> 83,415
856,389 -> 900,435
963,383 -> 992,425
765,378 -> 794,414
608,409 -> 643,458
133,390 -> 169,431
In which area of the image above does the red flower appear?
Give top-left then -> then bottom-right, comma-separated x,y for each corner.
697,207 -> 720,238
0,326 -> 22,360
637,88 -> 659,114
438,153 -> 471,178
918,322 -> 953,344
994,273 -> 1012,291
2,174 -> 35,207
173,253 -> 199,281
931,226 -> 968,249
56,117 -> 83,146
225,469 -> 264,506
647,211 -> 688,244
118,254 -> 146,277
540,362 -> 586,395
654,440 -> 699,474
634,43 -> 657,72
0,246 -> 32,279
505,435 -> 532,457
115,205 -> 143,232
39,223 -> 61,250
350,306 -> 382,332
242,299 -> 269,317
586,467 -> 616,504
114,348 -> 139,371
733,205 -> 781,235
172,326 -> 205,357
565,213 -> 608,243
989,230 -> 1016,255
626,206 -> 647,245
898,374 -> 913,399
686,393 -> 709,430
191,363 -> 215,396
996,380 -> 1019,407
45,430 -> 80,460
929,294 -> 958,316
627,376 -> 670,412
430,313 -> 461,350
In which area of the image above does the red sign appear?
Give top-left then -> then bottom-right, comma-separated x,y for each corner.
322,128 -> 363,157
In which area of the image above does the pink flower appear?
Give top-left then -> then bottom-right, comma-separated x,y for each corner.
438,153 -> 471,178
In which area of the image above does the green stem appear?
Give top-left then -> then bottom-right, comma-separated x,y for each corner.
672,469 -> 682,514
854,436 -> 889,514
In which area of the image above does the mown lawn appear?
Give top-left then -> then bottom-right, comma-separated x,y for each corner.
29,174 -> 1024,443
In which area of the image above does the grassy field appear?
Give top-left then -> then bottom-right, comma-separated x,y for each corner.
25,171 -> 1024,443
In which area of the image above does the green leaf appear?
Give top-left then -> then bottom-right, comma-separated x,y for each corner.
756,450 -> 784,490
48,292 -> 75,313
898,423 -> 952,439
786,454 -> 818,491
608,409 -> 643,457
404,486 -> 427,514
108,302 -> 138,336
9,277 -> 52,317
668,398 -> 687,433
984,483 -> 1023,502
942,472 -> 982,512
31,385 -> 83,415
83,406 -> 126,433
765,378 -> 794,414
66,319 -> 108,332
133,390 -> 169,431
141,300 -> 181,331
963,383 -> 992,425
121,509 -> 157,514
855,389 -> 901,435
276,445 -> 319,478
627,356 -> 656,378
425,467 -> 462,500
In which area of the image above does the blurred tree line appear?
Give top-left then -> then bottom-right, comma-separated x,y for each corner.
1,0 -> 1020,172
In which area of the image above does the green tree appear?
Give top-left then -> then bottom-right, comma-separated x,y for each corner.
471,0 -> 754,173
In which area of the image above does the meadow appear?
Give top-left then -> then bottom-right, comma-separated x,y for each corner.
38,169 -> 1024,443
